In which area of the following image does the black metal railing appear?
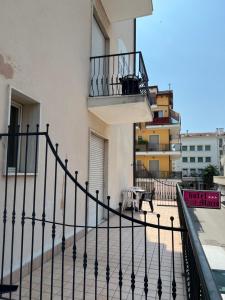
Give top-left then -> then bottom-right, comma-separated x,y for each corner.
177,184 -> 222,300
135,163 -> 181,207
89,51 -> 152,105
136,142 -> 181,152
0,125 -> 184,300
136,169 -> 182,180
0,126 -> 220,299
145,116 -> 180,126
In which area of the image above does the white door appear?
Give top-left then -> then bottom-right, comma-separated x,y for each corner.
89,133 -> 105,226
91,17 -> 106,96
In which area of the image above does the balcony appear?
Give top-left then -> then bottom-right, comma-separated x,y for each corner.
136,142 -> 181,157
101,0 -> 153,22
0,129 -> 221,300
145,110 -> 181,128
136,168 -> 182,179
88,52 -> 153,125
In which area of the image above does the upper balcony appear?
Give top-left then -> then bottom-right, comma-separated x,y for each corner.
145,109 -> 180,127
101,0 -> 153,22
142,110 -> 181,136
88,52 -> 153,125
136,142 -> 181,158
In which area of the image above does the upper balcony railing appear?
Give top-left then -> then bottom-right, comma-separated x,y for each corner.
145,111 -> 181,126
136,168 -> 182,179
136,142 -> 181,152
89,51 -> 152,105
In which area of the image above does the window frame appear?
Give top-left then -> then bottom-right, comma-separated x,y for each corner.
205,156 -> 211,163
197,157 -> 203,163
3,86 -> 41,176
190,157 -> 195,163
190,168 -> 196,175
7,101 -> 23,173
182,157 -> 188,163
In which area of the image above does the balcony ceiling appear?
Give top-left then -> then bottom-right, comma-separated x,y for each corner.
101,0 -> 153,22
136,151 -> 181,159
88,94 -> 153,125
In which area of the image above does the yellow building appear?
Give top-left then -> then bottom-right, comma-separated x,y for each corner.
135,86 -> 181,179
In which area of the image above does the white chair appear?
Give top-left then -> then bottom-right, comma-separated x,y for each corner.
122,187 -> 144,211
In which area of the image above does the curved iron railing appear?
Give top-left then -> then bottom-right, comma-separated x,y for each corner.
135,163 -> 181,208
89,51 -> 153,105
0,125 -> 185,300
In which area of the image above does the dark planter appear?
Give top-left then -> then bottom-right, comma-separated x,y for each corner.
119,75 -> 141,95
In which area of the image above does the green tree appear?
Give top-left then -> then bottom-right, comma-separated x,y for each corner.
202,165 -> 219,189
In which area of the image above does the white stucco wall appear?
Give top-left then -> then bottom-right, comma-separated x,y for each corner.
0,0 -> 134,278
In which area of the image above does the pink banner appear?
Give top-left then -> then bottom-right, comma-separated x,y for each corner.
183,190 -> 221,209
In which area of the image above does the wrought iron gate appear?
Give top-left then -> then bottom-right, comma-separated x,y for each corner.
0,125 -> 185,300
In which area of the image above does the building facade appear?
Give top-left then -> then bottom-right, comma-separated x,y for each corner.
214,151 -> 225,202
0,0 -> 153,281
175,129 -> 225,178
135,86 -> 181,179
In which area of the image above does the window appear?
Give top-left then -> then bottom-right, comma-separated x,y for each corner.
8,103 -> 22,172
7,88 -> 40,173
154,110 -> 163,118
138,136 -> 142,142
198,169 -> 203,175
198,157 -> 203,163
219,138 -> 223,147
197,145 -> 203,151
220,150 -> 223,156
182,168 -> 188,176
182,145 -> 187,151
190,157 -> 195,163
205,145 -> 211,151
190,168 -> 196,175
190,145 -> 195,151
205,157 -> 211,163
182,157 -> 188,163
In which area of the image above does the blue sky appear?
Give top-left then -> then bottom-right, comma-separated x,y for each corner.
137,0 -> 225,133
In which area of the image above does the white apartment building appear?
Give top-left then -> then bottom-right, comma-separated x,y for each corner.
0,0 -> 153,283
214,149 -> 225,202
175,129 -> 225,177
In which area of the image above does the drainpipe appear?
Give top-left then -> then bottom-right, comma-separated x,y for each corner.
133,18 -> 136,186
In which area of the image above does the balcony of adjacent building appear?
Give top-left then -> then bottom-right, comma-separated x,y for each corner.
136,140 -> 181,158
214,153 -> 225,194
136,167 -> 182,179
88,51 -> 153,124
145,108 -> 181,131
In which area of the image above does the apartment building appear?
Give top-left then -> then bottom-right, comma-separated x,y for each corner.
214,152 -> 225,201
175,129 -> 225,178
135,86 -> 181,179
0,0 -> 153,283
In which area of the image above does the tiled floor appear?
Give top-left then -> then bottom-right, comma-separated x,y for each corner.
14,201 -> 186,299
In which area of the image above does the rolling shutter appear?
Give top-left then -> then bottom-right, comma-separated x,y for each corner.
89,133 -> 105,225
